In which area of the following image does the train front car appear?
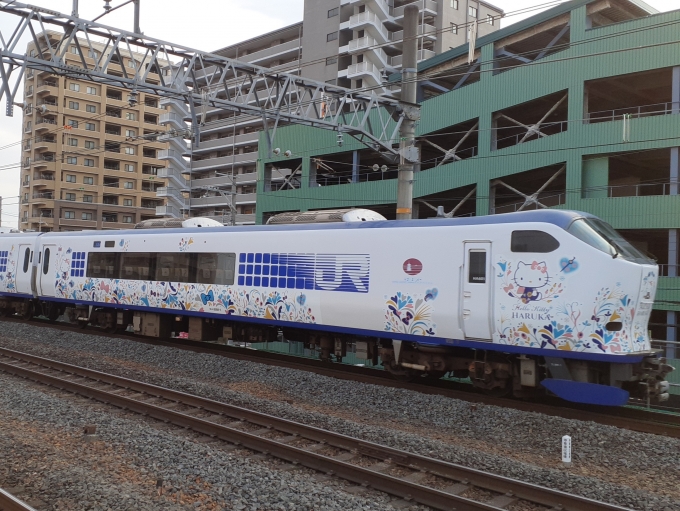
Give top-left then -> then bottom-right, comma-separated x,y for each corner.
493,213 -> 672,406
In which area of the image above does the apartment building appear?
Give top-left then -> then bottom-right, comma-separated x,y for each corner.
302,0 -> 503,92
157,0 -> 502,224
157,23 -> 304,223
20,32 -> 169,232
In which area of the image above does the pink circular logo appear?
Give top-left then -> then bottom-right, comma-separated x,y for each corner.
403,258 -> 422,275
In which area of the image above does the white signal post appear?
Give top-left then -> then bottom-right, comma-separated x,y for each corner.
562,435 -> 572,467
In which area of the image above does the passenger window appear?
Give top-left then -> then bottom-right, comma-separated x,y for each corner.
155,253 -> 191,283
120,252 -> 153,280
511,230 -> 560,253
468,251 -> 486,283
23,247 -> 30,273
86,252 -> 118,278
42,248 -> 50,275
196,253 -> 236,285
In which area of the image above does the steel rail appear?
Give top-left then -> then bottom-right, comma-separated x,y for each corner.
0,347 -> 633,511
1,315 -> 679,438
0,488 -> 38,511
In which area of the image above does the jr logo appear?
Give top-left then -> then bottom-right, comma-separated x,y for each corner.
315,255 -> 370,293
237,253 -> 370,293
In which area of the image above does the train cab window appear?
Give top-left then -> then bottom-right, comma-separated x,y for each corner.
155,253 -> 191,283
42,248 -> 50,275
87,252 -> 118,278
196,253 -> 236,285
468,251 -> 486,283
511,230 -> 560,253
120,253 -> 153,280
23,247 -> 30,273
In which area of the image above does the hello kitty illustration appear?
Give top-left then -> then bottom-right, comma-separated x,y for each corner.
513,261 -> 549,304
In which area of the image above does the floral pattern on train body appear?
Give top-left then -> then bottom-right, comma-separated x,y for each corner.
0,244 -> 17,293
384,289 -> 438,336
495,257 -> 652,354
53,246 -> 317,324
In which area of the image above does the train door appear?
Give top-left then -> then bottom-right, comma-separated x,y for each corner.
15,244 -> 33,294
462,242 -> 492,340
39,244 -> 57,297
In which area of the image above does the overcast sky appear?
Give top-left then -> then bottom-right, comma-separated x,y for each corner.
0,0 -> 676,228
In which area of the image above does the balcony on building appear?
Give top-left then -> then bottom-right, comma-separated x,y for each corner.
105,124 -> 122,136
106,107 -> 122,119
156,204 -> 181,218
103,195 -> 119,206
32,172 -> 55,187
103,177 -> 120,188
144,114 -> 158,125
104,141 -> 121,154
34,135 -> 57,152
159,111 -> 187,132
36,79 -> 58,95
156,166 -> 188,190
392,0 -> 437,20
104,160 -> 120,171
35,116 -> 57,131
190,151 -> 258,173
106,89 -> 123,101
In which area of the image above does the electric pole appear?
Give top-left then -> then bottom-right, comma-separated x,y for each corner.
396,4 -> 420,220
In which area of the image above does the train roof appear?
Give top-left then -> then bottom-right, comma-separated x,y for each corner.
9,210 -> 595,239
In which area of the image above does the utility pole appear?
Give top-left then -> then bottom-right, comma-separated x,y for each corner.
396,5 -> 420,220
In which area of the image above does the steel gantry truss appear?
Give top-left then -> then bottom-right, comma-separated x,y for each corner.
0,1 -> 416,159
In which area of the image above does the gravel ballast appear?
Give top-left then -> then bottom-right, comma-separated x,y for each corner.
0,320 -> 679,511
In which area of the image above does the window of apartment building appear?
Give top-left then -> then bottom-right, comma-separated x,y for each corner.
451,23 -> 458,34
83,176 -> 94,185
25,85 -> 33,96
88,49 -> 98,59
124,181 -> 134,189
68,138 -> 78,147
68,101 -> 79,110
468,5 -> 478,17
64,211 -> 75,219
86,104 -> 96,113
125,112 -> 136,121
123,198 -> 133,206
85,122 -> 96,131
326,56 -> 338,66
70,46 -> 78,55
125,129 -> 136,137
82,212 -> 93,220
124,147 -> 135,155
25,121 -> 31,131
123,215 -> 133,223
451,0 -> 458,8
327,31 -> 339,42
83,195 -> 93,203
84,158 -> 94,167
65,193 -> 76,201
67,119 -> 78,128
328,7 -> 339,17
29,49 -> 36,57
125,164 -> 135,172
86,86 -> 97,95
487,14 -> 494,25
65,174 -> 76,183
85,141 -> 95,149
66,157 -> 77,165
69,83 -> 80,92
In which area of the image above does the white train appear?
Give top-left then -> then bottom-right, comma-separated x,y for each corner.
0,210 -> 672,406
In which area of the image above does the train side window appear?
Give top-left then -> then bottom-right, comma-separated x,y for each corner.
42,248 -> 50,275
196,253 -> 236,285
511,230 -> 560,253
87,252 -> 118,278
23,247 -> 30,273
468,251 -> 486,283
155,253 -> 191,283
120,252 -> 153,281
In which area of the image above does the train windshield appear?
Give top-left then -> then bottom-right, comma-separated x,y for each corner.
567,218 -> 655,264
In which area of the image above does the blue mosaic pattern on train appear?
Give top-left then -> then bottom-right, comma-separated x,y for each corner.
70,251 -> 86,277
237,253 -> 370,293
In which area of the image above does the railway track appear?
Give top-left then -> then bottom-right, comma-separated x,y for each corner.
0,346 -> 634,511
0,488 -> 37,511
2,315 -> 680,439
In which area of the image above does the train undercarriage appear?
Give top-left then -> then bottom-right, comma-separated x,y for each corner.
0,297 -> 673,405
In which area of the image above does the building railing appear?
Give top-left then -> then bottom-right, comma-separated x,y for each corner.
429,145 -> 478,166
349,11 -> 391,42
36,118 -> 57,126
493,193 -> 566,214
105,128 -> 121,135
33,173 -> 55,180
314,168 -> 399,187
587,102 -> 679,124
495,121 -> 568,148
37,80 -> 57,88
106,109 -> 122,118
103,182 -> 120,187
103,162 -> 120,170
32,192 -> 54,199
583,181 -> 672,198
347,61 -> 382,82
